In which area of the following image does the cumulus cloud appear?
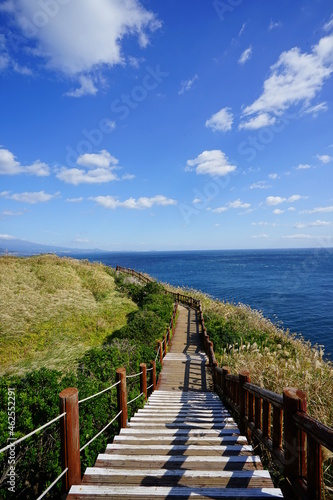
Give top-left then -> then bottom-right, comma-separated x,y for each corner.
3,0 -> 160,96
273,209 -> 285,214
316,154 -> 332,164
186,150 -> 237,177
266,194 -> 303,206
297,163 -> 311,170
213,199 -> 251,213
0,147 -> 50,176
240,33 -> 333,128
178,74 -> 198,95
250,181 -> 271,189
205,107 -> 233,132
239,112 -> 276,130
56,150 -> 130,185
0,190 -> 60,204
268,173 -> 279,179
238,46 -> 252,65
90,195 -> 177,210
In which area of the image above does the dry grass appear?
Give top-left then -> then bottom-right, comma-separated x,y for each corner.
0,255 -> 137,375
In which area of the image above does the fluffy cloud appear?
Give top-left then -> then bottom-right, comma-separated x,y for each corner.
240,33 -> 333,128
239,112 -> 276,130
250,181 -> 271,189
297,163 -> 311,170
205,107 -> 233,132
238,46 -> 252,65
90,195 -> 176,210
56,150 -> 127,185
213,199 -> 251,213
316,154 -> 332,164
178,74 -> 198,95
3,0 -> 160,96
273,209 -> 285,214
0,147 -> 50,176
266,195 -> 303,206
302,205 -> 333,214
0,190 -> 60,203
186,150 -> 237,177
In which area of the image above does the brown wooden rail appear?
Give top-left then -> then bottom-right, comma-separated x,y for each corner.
117,266 -> 333,499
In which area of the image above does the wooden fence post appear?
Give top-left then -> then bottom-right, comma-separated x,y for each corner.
159,341 -> 163,365
283,388 -> 307,493
238,371 -> 250,435
222,367 -> 230,397
163,335 -> 167,356
116,367 -> 128,429
140,363 -> 147,401
59,387 -> 81,493
151,361 -> 157,390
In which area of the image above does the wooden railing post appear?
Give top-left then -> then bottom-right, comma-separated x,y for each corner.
116,367 -> 128,429
166,327 -> 171,345
163,335 -> 167,357
238,371 -> 250,435
283,388 -> 307,492
140,363 -> 147,401
307,435 -> 322,500
159,341 -> 163,365
151,360 -> 157,390
59,387 -> 81,493
222,367 -> 230,397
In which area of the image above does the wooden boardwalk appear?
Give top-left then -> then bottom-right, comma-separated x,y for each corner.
67,305 -> 283,499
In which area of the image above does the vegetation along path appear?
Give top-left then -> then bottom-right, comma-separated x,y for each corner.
67,304 -> 283,499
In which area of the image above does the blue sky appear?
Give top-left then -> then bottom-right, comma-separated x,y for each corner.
0,0 -> 333,251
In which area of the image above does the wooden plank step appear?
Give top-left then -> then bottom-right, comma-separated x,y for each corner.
129,416 -> 233,424
127,422 -> 238,429
113,435 -> 247,445
119,427 -> 240,435
94,454 -> 264,470
82,468 -> 274,487
105,444 -> 254,456
68,485 -> 283,498
138,410 -> 230,416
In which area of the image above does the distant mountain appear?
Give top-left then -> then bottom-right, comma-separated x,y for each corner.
0,237 -> 108,256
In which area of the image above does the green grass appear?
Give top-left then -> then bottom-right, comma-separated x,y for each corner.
0,255 -> 137,375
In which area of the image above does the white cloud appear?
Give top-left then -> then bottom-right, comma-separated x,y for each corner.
324,16 -> 333,32
282,234 -> 313,239
238,46 -> 252,65
72,237 -> 90,243
273,209 -> 285,214
303,102 -> 328,117
5,0 -> 160,95
205,107 -> 233,132
268,173 -> 279,179
250,181 -> 271,189
228,199 -> 251,209
251,221 -> 269,226
239,23 -> 246,36
56,149 -> 129,185
0,233 -> 16,239
90,195 -> 177,210
309,220 -> 331,226
239,112 -> 276,130
178,74 -> 198,95
193,198 -> 201,204
77,150 -> 118,169
266,196 -> 286,206
0,191 -> 60,204
65,75 -> 98,98
252,234 -> 269,239
302,205 -> 333,214
121,173 -> 135,180
316,154 -> 332,164
269,20 -> 282,31
294,222 -> 306,229
212,207 -> 228,214
240,33 -> 333,128
266,194 -> 303,206
66,197 -> 84,203
297,163 -> 311,170
186,150 -> 237,178
0,147 -> 50,176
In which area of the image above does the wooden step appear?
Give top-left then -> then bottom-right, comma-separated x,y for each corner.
68,485 -> 283,498
82,468 -> 275,487
113,435 -> 247,445
105,443 -> 254,456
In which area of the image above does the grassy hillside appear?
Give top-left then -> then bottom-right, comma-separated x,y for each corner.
0,255 -> 137,375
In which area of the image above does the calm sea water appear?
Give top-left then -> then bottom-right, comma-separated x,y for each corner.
71,249 -> 333,359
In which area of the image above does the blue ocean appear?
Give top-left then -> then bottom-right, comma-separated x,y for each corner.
71,249 -> 333,359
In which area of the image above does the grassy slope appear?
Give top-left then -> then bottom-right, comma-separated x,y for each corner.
0,255 -> 137,375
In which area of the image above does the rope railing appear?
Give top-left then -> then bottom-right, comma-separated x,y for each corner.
127,392 -> 144,406
80,411 -> 122,452
78,380 -> 121,405
0,412 -> 66,455
126,371 -> 143,379
36,468 -> 68,500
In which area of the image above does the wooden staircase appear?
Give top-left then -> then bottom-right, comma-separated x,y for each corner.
67,305 -> 283,499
